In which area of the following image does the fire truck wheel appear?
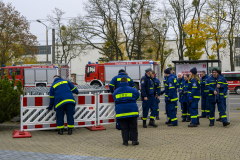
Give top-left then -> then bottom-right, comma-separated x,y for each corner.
91,82 -> 102,87
235,87 -> 240,95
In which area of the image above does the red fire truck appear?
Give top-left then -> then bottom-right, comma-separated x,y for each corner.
222,72 -> 240,94
1,64 -> 70,87
85,60 -> 161,90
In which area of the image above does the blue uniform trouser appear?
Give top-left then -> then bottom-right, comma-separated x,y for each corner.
175,101 -> 178,114
206,97 -> 210,117
142,96 -> 158,120
180,102 -> 183,117
187,103 -> 191,120
201,96 -> 208,116
166,101 -> 178,125
182,102 -> 188,120
209,100 -> 227,124
189,100 -> 199,125
56,103 -> 75,129
150,97 -> 160,116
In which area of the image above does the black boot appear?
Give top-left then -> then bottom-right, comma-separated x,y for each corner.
168,123 -> 178,126
209,123 -> 214,126
149,119 -> 158,127
165,119 -> 171,124
68,128 -> 72,135
132,141 -> 139,145
143,120 -> 147,128
216,118 -> 221,121
123,142 -> 128,146
156,116 -> 160,120
223,122 -> 230,127
220,119 -> 222,122
58,129 -> 63,135
182,119 -> 186,122
188,124 -> 198,127
186,119 -> 191,122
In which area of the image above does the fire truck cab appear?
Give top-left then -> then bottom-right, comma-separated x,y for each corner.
85,60 -> 161,90
222,72 -> 240,94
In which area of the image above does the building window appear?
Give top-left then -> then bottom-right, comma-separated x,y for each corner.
37,46 -> 51,55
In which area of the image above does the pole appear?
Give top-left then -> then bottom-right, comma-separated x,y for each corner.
20,95 -> 23,131
46,28 -> 48,63
52,29 -> 55,64
227,90 -> 230,122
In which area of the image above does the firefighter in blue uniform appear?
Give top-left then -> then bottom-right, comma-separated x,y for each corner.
151,71 -> 161,120
179,74 -> 190,122
188,67 -> 201,127
168,67 -> 178,113
109,69 -> 135,93
164,68 -> 178,126
113,77 -> 140,146
141,68 -> 158,128
206,68 -> 230,127
46,75 -> 79,135
200,70 -> 209,118
177,73 -> 185,119
216,70 -> 228,122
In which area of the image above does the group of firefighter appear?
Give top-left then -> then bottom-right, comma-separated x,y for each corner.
46,66 -> 230,146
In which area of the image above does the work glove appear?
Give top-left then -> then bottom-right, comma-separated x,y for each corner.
189,97 -> 193,102
46,105 -> 53,111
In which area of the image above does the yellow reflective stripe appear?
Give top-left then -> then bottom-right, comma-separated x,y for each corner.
117,78 -> 121,81
192,87 -> 197,88
168,117 -> 170,119
169,87 -> 175,89
201,110 -> 205,112
49,96 -> 54,98
204,90 -> 209,92
210,82 -> 216,84
127,78 -> 131,82
188,91 -> 191,93
157,109 -> 159,111
174,78 -> 177,83
191,116 -> 198,118
55,99 -> 75,108
193,96 -> 200,98
182,113 -> 187,116
171,118 -> 177,121
221,115 -> 227,118
149,87 -> 153,89
198,81 -> 200,84
209,94 -> 213,96
223,83 -> 228,85
116,93 -> 133,99
171,98 -> 178,101
187,113 -> 191,115
188,81 -> 191,83
71,87 -> 76,91
67,125 -> 74,128
165,83 -> 168,86
133,86 -> 135,88
109,84 -> 115,86
142,118 -> 147,120
137,96 -> 140,101
157,86 -> 161,88
175,106 -> 178,108
205,84 -> 210,86
53,81 -> 68,88
209,117 -> 215,120
206,110 -> 210,112
57,125 -> 64,129
116,112 -> 138,118
220,93 -> 224,95
224,95 -> 227,98
218,82 -> 224,84
165,95 -> 168,97
150,116 -> 155,119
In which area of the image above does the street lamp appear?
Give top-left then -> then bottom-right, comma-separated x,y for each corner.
36,20 -> 48,63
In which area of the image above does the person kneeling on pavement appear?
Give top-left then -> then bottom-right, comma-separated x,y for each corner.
113,77 -> 140,146
46,75 -> 79,135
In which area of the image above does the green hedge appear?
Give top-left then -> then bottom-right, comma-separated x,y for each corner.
0,73 -> 23,123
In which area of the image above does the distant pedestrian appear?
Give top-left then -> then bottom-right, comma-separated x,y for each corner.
113,77 -> 140,146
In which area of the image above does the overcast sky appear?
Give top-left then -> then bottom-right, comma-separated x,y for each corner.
2,0 -> 88,45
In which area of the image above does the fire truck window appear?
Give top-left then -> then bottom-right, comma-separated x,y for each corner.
232,74 -> 240,81
88,66 -> 95,73
15,68 -> 21,75
9,69 -> 13,75
223,74 -> 233,81
3,69 -> 8,75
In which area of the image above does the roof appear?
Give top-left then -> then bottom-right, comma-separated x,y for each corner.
172,60 -> 221,64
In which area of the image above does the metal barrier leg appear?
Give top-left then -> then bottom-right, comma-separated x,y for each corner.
227,90 -> 230,123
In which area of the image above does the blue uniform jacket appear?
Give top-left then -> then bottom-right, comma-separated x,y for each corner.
187,78 -> 201,101
200,74 -> 209,97
49,78 -> 79,111
113,82 -> 140,119
141,73 -> 154,98
177,78 -> 185,101
109,73 -> 135,93
153,77 -> 161,96
206,75 -> 227,102
165,74 -> 178,103
179,80 -> 189,103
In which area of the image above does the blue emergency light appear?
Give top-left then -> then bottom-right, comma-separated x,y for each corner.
96,62 -> 98,64
55,65 -> 58,68
2,65 -> 5,67
88,61 -> 91,64
13,64 -> 15,66
149,61 -> 153,64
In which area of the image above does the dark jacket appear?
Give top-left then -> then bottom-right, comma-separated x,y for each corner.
141,73 -> 154,98
187,78 -> 201,102
200,74 -> 209,97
